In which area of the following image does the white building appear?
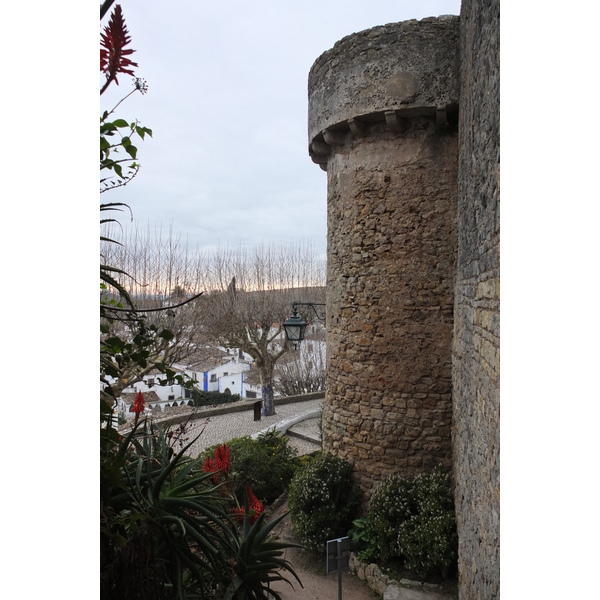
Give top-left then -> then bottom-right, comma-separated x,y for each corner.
103,345 -> 263,420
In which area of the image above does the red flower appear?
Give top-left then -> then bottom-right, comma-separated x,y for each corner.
245,483 -> 264,512
245,483 -> 265,523
229,485 -> 264,524
202,457 -> 216,473
202,444 -> 230,482
132,391 -> 145,414
202,457 -> 220,482
203,445 -> 231,484
100,4 -> 138,88
131,390 -> 145,425
214,444 -> 231,475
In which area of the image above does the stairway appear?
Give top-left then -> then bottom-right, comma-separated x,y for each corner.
285,417 -> 322,455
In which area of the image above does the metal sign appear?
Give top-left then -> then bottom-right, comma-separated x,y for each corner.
327,537 -> 350,600
326,536 -> 349,573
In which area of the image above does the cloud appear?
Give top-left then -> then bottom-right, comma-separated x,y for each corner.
101,1 -> 461,258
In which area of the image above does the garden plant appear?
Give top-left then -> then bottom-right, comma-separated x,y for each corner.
288,452 -> 362,554
349,466 -> 458,581
101,421 -> 302,599
201,428 -> 299,505
191,390 -> 241,408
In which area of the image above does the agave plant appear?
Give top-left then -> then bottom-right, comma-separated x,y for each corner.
101,421 -> 304,599
101,421 -> 235,599
223,490 -> 303,600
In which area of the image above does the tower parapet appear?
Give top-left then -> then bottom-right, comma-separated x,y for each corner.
308,16 -> 460,170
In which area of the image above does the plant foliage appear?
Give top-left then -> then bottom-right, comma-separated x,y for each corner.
191,390 -> 241,408
364,466 -> 458,580
288,452 -> 362,554
202,429 -> 298,505
348,517 -> 379,564
223,493 -> 303,600
101,420 -> 302,599
100,422 -> 232,599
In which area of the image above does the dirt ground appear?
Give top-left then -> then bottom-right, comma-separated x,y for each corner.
266,498 -> 381,600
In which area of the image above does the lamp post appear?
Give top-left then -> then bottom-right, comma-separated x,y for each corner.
283,302 -> 326,347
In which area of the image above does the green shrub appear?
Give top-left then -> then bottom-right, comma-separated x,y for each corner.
367,466 -> 458,580
191,389 -> 241,407
396,467 -> 458,579
202,428 -> 298,504
253,428 -> 300,499
288,452 -> 362,553
369,472 -> 416,562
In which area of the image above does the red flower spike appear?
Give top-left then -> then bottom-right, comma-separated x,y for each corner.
100,4 -> 138,86
214,444 -> 231,474
132,391 -> 145,414
131,390 -> 145,425
202,457 -> 216,473
245,483 -> 265,521
202,456 -> 222,484
230,485 -> 265,525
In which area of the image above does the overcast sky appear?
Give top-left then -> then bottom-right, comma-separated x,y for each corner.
101,1 -> 461,259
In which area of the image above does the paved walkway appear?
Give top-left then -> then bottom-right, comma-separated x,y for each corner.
170,399 -> 324,458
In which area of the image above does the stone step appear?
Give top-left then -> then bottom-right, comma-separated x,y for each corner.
286,428 -> 321,445
286,417 -> 321,445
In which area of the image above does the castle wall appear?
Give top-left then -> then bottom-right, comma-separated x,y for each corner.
452,1 -> 500,598
308,7 -> 500,597
308,17 -> 460,494
324,122 -> 458,492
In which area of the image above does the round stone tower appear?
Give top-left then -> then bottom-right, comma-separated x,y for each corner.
308,16 -> 460,493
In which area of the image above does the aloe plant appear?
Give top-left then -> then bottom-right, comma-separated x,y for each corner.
224,491 -> 303,600
101,421 -> 304,599
101,421 -> 235,599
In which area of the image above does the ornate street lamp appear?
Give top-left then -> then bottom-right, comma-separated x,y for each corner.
282,306 -> 307,346
283,302 -> 325,347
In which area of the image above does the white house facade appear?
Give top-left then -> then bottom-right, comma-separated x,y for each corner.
102,346 -> 264,421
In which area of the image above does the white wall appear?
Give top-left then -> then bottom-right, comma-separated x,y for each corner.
102,347 -> 266,413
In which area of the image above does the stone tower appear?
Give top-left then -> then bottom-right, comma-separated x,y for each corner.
308,16 -> 460,492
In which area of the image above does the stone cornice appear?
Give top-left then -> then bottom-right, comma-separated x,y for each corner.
308,16 -> 460,170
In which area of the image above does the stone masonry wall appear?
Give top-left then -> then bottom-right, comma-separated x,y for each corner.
452,1 -> 500,598
324,122 -> 458,493
308,8 -> 500,597
308,17 -> 460,496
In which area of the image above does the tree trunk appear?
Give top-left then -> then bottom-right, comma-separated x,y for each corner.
261,383 -> 275,416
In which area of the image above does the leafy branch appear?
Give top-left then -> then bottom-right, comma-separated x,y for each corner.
100,111 -> 152,193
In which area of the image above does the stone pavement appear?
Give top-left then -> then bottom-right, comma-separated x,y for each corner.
171,398 -> 323,458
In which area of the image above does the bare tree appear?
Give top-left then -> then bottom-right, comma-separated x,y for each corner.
101,221 -> 211,300
101,227 -> 326,412
274,333 -> 326,396
200,243 -> 325,416
101,223 -> 210,397
101,290 -> 208,398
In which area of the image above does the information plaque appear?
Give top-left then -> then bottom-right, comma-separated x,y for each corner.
326,536 -> 350,573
